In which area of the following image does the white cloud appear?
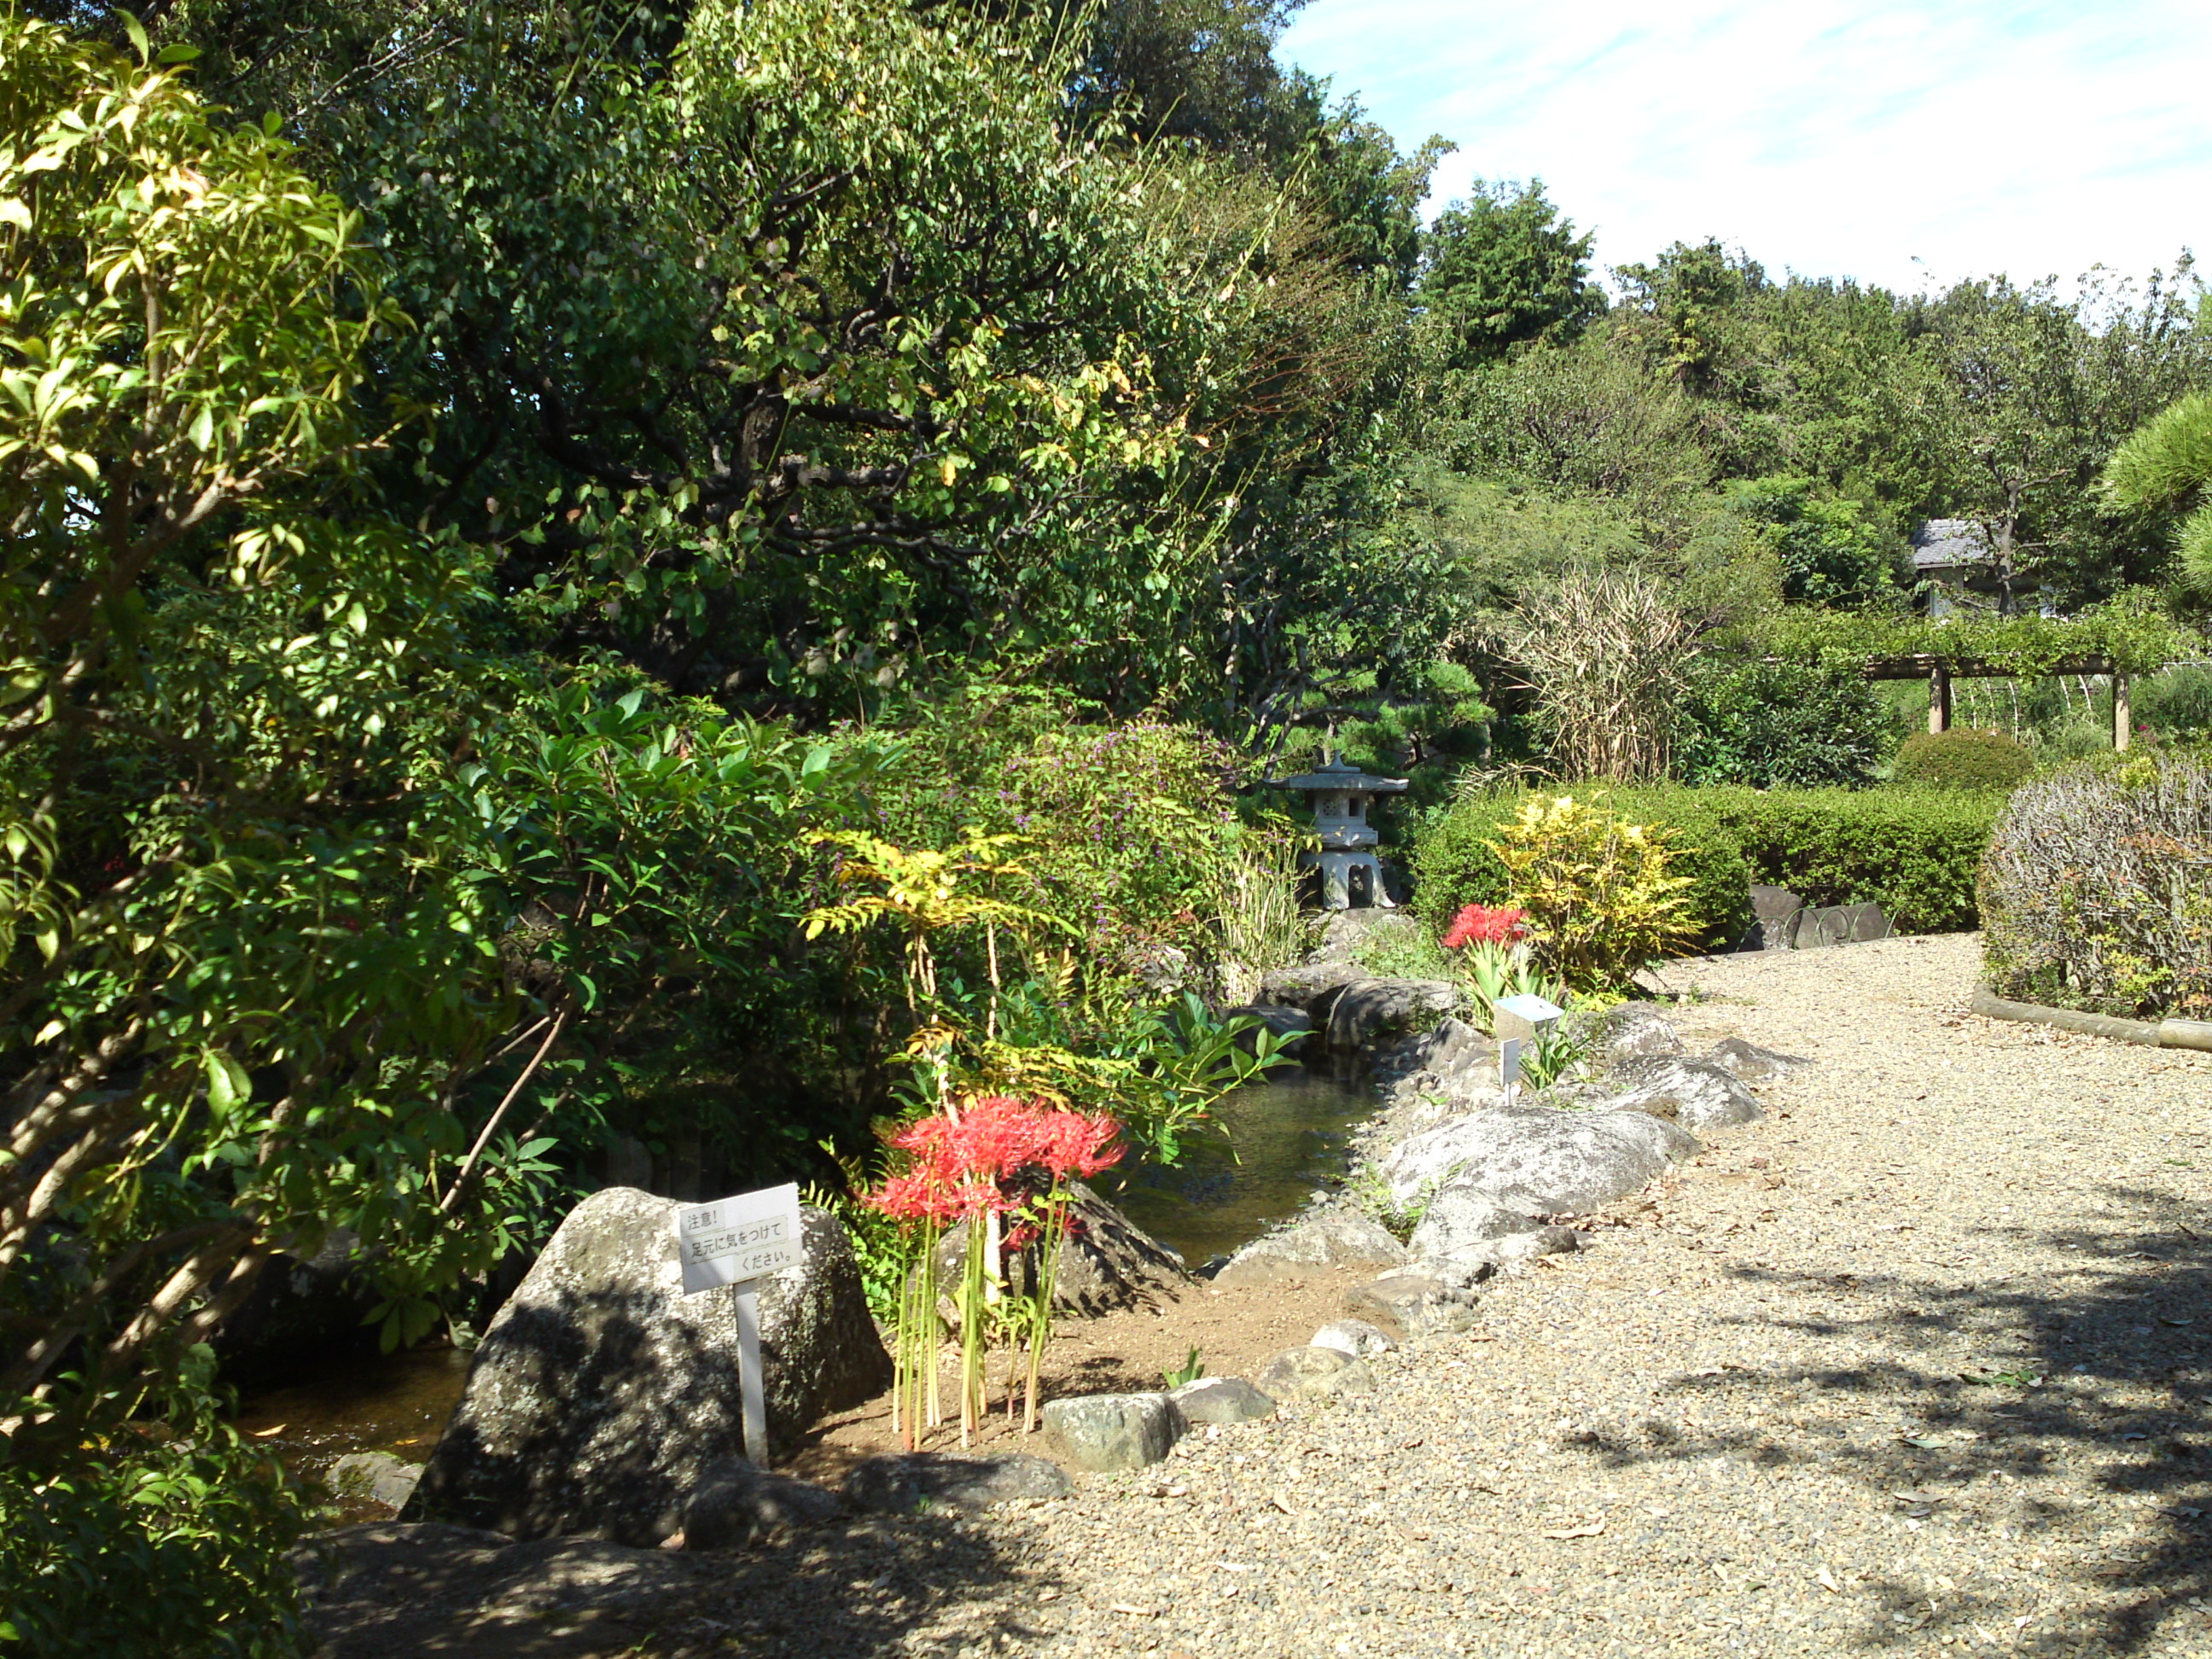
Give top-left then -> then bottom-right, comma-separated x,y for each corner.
1278,0 -> 2212,293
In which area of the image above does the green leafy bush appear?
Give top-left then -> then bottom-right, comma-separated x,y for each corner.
1675,660 -> 1889,787
1487,795 -> 1697,989
1982,754 -> 2212,1016
1892,728 -> 2036,789
870,691 -> 1277,991
0,1371 -> 302,1656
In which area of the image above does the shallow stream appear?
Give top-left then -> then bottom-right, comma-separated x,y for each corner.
1095,1065 -> 1370,1266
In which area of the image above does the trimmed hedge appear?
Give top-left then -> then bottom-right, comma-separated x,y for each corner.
1412,783 -> 2004,946
1892,727 -> 2035,790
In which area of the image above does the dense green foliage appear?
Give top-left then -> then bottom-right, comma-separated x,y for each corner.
1674,660 -> 1890,788
2103,391 -> 2212,602
1892,728 -> 2037,790
1412,783 -> 2001,946
0,1371 -> 302,1656
1982,753 -> 2212,1017
1417,179 -> 1604,369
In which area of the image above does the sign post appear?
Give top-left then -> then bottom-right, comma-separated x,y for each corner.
675,1183 -> 802,1463
1491,993 -> 1567,1103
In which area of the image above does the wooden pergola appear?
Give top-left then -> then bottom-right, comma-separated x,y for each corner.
1862,654 -> 2133,750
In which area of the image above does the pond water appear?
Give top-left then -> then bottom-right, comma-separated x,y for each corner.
233,1067 -> 1372,1467
233,1342 -> 471,1490
1097,1065 -> 1371,1267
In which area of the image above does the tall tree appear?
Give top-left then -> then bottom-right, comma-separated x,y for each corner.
1418,178 -> 1604,368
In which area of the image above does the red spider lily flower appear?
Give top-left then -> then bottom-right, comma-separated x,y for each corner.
1038,1109 -> 1123,1180
862,1169 -> 962,1225
1441,904 -> 1529,950
947,1095 -> 1052,1183
947,1176 -> 1016,1220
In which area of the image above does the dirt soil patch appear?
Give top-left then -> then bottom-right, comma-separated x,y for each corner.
790,1270 -> 1368,1486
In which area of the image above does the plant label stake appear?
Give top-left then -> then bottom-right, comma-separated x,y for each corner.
676,1183 -> 801,1462
1499,1036 -> 1522,1102
1492,992 -> 1566,1046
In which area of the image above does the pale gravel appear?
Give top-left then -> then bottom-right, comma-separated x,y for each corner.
680,934 -> 2212,1659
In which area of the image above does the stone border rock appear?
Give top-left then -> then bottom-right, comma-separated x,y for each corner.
1970,983 -> 2212,1051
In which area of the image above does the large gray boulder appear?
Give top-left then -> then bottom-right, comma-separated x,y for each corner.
1326,978 -> 1462,1052
1041,1392 -> 1179,1471
1583,1002 -> 1685,1071
1406,1186 -> 1545,1261
1793,901 -> 1892,948
1377,1103 -> 1697,1212
405,1190 -> 889,1545
937,1185 -> 1189,1317
1604,1057 -> 1765,1131
1704,1036 -> 1811,1081
1212,1206 -> 1409,1288
1169,1376 -> 1276,1425
1256,959 -> 1365,1016
843,1452 -> 1072,1514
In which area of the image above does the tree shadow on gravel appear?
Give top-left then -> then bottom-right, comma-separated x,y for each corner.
300,1511 -> 1060,1659
1565,1196 -> 2211,1656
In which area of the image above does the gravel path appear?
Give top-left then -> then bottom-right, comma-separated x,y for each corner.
673,934 -> 2212,1659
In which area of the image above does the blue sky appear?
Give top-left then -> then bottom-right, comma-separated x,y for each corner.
1276,0 -> 2212,294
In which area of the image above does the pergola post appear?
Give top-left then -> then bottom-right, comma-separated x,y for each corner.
2114,673 -> 2131,751
1928,665 -> 1952,734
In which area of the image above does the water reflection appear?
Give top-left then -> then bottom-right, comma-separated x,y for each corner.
233,1342 -> 470,1488
1100,1067 -> 1370,1266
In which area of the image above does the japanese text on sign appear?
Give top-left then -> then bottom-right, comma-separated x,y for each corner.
677,1183 -> 801,1295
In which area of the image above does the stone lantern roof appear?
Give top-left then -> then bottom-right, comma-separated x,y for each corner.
1265,757 -> 1409,795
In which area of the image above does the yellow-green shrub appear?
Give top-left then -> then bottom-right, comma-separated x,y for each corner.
1487,795 -> 1697,990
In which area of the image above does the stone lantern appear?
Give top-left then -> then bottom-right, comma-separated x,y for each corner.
1268,754 -> 1408,910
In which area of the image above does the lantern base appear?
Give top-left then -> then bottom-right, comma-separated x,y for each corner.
1301,850 -> 1395,911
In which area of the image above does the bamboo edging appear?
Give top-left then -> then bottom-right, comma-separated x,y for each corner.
1970,984 -> 2212,1052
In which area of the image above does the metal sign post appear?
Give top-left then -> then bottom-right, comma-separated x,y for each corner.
675,1183 -> 802,1463
1499,1036 -> 1523,1103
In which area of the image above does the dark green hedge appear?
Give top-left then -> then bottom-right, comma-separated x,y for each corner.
1410,783 -> 2004,946
1891,727 -> 2036,789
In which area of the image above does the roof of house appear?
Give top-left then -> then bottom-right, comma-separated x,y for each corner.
1911,518 -> 1995,573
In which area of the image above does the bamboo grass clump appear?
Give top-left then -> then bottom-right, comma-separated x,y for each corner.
1499,567 -> 1690,783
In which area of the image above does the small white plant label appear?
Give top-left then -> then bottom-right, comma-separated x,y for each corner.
1493,993 -> 1566,1026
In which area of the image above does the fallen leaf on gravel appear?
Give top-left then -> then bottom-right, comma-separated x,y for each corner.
1891,1489 -> 1947,1506
1540,1519 -> 1605,1540
251,1424 -> 286,1438
2159,1316 -> 2193,1326
1817,1567 -> 1842,1593
1269,1494 -> 1295,1515
1110,1602 -> 1157,1617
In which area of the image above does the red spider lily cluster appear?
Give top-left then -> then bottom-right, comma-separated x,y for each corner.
1441,903 -> 1530,950
864,1094 -> 1123,1226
